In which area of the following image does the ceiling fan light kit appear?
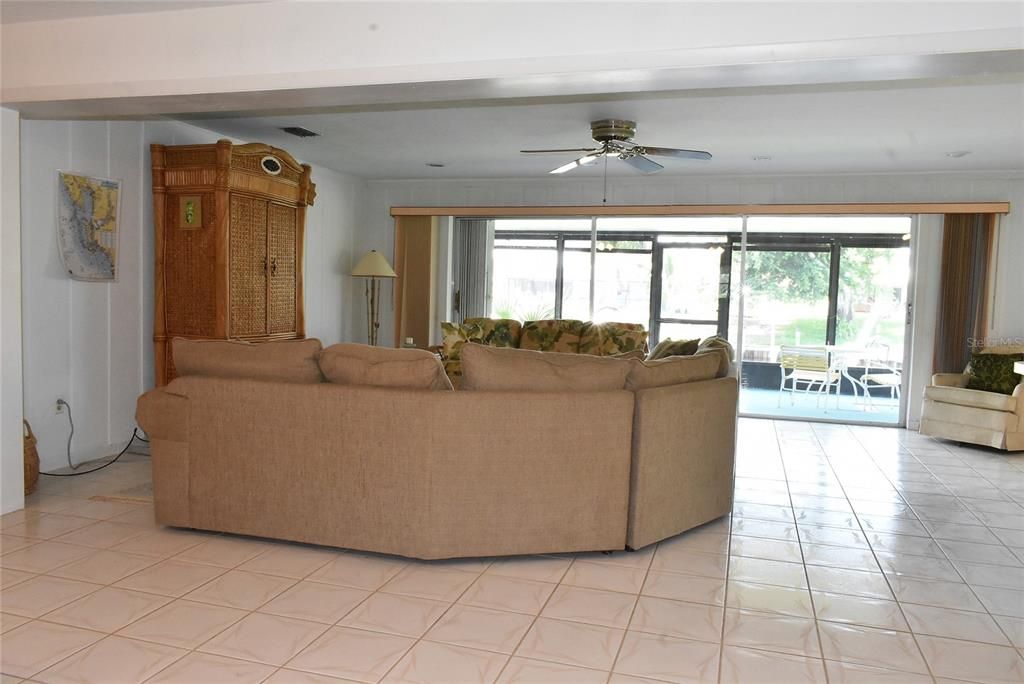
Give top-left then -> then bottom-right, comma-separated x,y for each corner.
523,119 -> 712,175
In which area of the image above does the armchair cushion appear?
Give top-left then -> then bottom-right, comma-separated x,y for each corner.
924,385 -> 1017,412
967,352 -> 1024,395
932,373 -> 969,388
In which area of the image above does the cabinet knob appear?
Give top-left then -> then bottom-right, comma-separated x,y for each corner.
271,257 -> 278,276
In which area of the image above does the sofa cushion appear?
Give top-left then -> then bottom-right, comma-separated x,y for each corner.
626,352 -> 722,391
519,319 -> 585,353
465,317 -> 523,348
578,322 -> 649,356
440,321 -> 477,363
647,337 -> 700,361
460,343 -> 630,391
319,344 -> 452,390
697,336 -> 735,378
924,385 -> 1017,412
172,337 -> 323,383
967,352 -> 1024,395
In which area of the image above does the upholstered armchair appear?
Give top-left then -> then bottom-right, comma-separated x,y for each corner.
920,346 -> 1024,451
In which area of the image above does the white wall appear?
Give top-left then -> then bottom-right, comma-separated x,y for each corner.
1,107 -> 24,514
356,172 -> 1024,427
20,119 -> 364,471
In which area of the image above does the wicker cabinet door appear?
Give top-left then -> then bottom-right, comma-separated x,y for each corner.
229,194 -> 268,337
268,203 -> 298,334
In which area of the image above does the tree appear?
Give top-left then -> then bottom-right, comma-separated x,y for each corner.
742,250 -> 831,303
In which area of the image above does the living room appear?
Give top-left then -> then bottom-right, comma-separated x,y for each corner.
2,2 -> 1024,683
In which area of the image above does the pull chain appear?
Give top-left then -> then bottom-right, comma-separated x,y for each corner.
602,147 -> 609,205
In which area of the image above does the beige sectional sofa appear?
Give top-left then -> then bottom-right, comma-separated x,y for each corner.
137,338 -> 738,559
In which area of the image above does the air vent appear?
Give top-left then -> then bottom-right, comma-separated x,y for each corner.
280,126 -> 319,138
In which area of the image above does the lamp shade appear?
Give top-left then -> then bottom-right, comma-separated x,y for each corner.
351,250 -> 396,278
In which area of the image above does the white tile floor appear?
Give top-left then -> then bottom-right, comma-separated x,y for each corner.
2,419 -> 1024,683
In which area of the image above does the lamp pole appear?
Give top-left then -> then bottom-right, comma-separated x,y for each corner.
352,250 -> 397,346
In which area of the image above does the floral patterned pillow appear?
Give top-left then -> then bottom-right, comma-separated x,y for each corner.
463,318 -> 522,348
519,320 -> 585,353
578,322 -> 649,356
967,353 -> 1024,395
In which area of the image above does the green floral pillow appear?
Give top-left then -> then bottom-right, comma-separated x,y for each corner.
578,322 -> 649,356
519,320 -> 585,353
440,321 -> 483,362
967,353 -> 1024,395
463,317 -> 522,348
647,337 -> 701,361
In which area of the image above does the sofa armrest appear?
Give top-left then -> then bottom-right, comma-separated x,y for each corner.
932,373 -> 969,388
135,386 -> 189,442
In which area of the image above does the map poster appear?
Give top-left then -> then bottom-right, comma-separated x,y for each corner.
57,170 -> 121,281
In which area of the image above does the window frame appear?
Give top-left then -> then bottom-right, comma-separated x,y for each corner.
490,224 -> 909,347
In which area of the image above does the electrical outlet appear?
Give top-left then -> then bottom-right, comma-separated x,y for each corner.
55,398 -> 66,414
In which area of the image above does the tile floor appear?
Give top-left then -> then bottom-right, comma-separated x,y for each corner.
2,419 -> 1024,683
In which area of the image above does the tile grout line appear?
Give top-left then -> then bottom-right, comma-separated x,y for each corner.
844,426 -> 1024,653
808,421 -> 939,681
771,420 -> 833,684
605,543 -> 657,683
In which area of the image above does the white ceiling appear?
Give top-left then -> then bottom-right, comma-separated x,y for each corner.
188,77 -> 1024,180
0,1 -> 266,24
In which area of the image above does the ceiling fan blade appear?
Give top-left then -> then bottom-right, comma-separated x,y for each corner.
521,147 -> 600,154
622,154 -> 664,175
549,151 -> 604,174
639,146 -> 712,161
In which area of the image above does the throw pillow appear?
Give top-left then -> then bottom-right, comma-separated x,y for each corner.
460,343 -> 630,392
171,338 -> 324,383
697,335 -> 736,378
519,319 -> 585,353
967,352 -> 1024,395
625,352 -> 722,391
318,344 -> 453,390
646,337 -> 700,361
697,335 -> 735,360
464,317 -> 523,348
578,322 -> 649,356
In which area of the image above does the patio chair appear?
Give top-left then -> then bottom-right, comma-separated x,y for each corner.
855,341 -> 902,408
778,345 -> 840,409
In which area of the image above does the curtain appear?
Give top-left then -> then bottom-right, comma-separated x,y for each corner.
451,219 -> 492,321
933,213 -> 995,373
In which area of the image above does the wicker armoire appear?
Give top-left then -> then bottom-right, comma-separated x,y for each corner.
151,139 -> 316,386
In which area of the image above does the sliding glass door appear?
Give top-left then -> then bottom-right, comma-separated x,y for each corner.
732,219 -> 912,424
479,214 -> 912,426
653,238 -> 728,343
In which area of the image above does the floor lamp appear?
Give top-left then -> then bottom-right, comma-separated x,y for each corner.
352,250 -> 397,346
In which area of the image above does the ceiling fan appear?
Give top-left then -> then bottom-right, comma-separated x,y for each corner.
521,119 -> 712,175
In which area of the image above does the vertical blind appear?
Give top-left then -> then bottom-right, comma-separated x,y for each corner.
452,218 -> 492,321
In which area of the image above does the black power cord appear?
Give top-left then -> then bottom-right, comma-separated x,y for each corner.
40,428 -> 145,477
40,398 -> 148,477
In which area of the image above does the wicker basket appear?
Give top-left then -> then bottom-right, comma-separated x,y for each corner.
23,420 -> 39,496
